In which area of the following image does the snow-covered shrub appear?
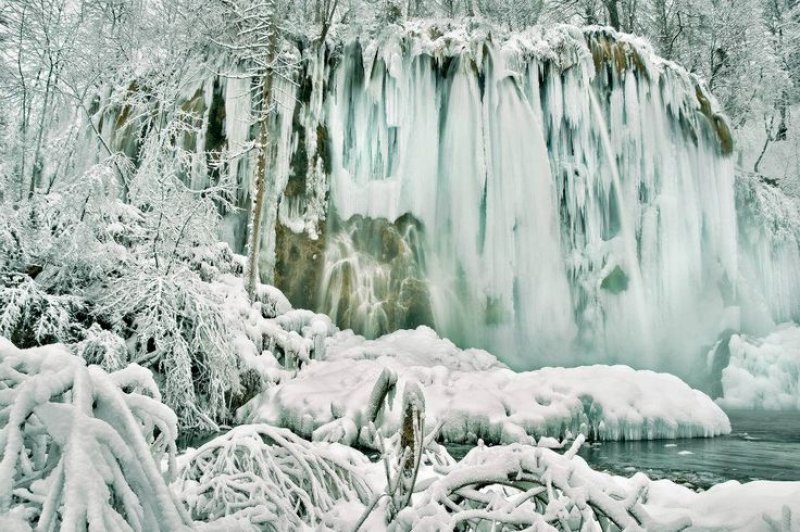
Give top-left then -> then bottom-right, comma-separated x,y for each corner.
0,337 -> 191,531
186,243 -> 245,283
100,267 -> 242,431
0,273 -> 86,348
0,163 -> 137,289
75,322 -> 128,371
391,437 -> 692,532
175,424 -> 373,530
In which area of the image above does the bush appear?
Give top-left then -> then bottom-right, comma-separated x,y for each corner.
0,337 -> 191,530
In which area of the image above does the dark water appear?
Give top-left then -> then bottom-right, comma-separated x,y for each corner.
448,410 -> 800,491
578,410 -> 800,490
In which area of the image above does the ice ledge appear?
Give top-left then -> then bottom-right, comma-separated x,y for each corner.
240,326 -> 731,446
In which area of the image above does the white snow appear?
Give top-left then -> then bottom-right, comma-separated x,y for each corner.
645,479 -> 800,531
717,324 -> 800,410
0,336 -> 794,531
0,338 -> 190,531
241,326 -> 730,444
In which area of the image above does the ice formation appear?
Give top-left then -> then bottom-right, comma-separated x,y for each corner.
72,21 -> 800,376
736,174 -> 800,334
241,326 -> 731,444
714,324 -> 800,410
309,24 -> 739,372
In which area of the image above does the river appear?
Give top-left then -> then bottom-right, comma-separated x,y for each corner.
575,409 -> 800,490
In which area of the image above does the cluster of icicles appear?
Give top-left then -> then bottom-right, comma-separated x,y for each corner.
292,23 -> 739,373
99,22 -> 798,375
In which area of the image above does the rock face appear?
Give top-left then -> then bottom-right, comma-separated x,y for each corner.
84,22 -> 800,376
319,213 -> 434,338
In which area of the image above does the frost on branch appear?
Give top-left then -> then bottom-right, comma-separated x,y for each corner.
100,267 -> 242,431
392,437 -> 693,532
0,338 -> 190,531
175,424 -> 373,530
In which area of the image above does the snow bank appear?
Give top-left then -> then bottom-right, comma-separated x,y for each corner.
241,327 -> 730,444
717,324 -> 800,410
645,479 -> 800,531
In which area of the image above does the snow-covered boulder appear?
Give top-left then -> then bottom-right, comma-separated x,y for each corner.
240,327 -> 730,446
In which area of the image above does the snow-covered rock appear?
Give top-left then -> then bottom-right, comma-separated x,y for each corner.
717,324 -> 800,410
241,327 -> 730,445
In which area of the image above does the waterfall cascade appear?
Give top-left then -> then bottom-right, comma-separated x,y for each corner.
86,22 -> 799,377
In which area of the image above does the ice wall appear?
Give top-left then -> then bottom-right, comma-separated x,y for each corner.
288,24 -> 739,373
79,22 -> 784,377
735,174 -> 800,335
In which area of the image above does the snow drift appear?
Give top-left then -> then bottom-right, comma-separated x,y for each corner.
241,326 -> 731,444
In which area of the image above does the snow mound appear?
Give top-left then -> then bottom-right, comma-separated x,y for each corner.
717,324 -> 800,409
241,327 -> 730,444
646,479 -> 800,531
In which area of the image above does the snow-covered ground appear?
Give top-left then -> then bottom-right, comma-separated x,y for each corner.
176,427 -> 800,532
241,326 -> 731,446
645,478 -> 800,531
2,325 -> 798,531
717,324 -> 800,410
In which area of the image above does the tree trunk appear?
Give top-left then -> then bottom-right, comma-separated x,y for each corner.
606,0 -> 621,30
245,27 -> 278,300
29,64 -> 54,198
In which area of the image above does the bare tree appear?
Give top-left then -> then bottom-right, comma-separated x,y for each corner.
210,0 -> 284,299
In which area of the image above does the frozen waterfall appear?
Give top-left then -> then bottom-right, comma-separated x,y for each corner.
89,22 -> 795,378
278,24 -> 739,373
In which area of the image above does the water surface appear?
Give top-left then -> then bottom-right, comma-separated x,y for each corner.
576,410 -> 800,490
446,410 -> 800,491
